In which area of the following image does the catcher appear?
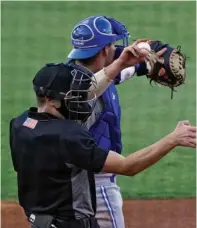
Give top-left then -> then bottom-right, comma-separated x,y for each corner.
67,15 -> 187,228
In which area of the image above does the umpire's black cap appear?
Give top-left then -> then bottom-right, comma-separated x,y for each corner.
33,63 -> 73,98
33,62 -> 94,100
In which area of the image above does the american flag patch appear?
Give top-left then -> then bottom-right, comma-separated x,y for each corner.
23,118 -> 38,129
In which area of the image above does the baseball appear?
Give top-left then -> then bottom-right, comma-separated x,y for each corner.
137,42 -> 151,51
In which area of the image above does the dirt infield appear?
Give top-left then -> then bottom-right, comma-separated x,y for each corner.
1,198 -> 196,228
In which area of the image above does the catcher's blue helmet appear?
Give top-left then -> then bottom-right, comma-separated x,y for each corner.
68,15 -> 130,59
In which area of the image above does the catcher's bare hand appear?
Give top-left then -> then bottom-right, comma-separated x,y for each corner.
147,40 -> 167,58
118,39 -> 151,68
155,47 -> 167,58
171,120 -> 196,148
144,47 -> 167,74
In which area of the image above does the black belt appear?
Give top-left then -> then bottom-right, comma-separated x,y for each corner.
29,214 -> 99,228
53,217 -> 99,228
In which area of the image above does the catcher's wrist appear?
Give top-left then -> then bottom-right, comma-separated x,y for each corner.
113,59 -> 127,72
103,59 -> 125,81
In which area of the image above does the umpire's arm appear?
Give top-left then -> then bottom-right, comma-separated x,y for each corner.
102,122 -> 196,176
59,121 -> 195,175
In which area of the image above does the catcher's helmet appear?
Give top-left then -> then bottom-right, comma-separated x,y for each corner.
33,62 -> 97,122
68,15 -> 130,59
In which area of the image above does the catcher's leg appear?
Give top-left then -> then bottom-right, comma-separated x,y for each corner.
95,174 -> 125,228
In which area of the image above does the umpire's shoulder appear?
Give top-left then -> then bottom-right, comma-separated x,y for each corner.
10,110 -> 29,125
60,120 -> 92,141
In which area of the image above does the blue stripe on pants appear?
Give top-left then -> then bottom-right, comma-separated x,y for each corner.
100,186 -> 117,228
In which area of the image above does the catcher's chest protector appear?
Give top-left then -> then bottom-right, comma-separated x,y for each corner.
89,84 -> 122,153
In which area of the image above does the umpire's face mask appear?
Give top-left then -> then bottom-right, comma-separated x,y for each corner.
57,100 -> 92,123
57,67 -> 97,123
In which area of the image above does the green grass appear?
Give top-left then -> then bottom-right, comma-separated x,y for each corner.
1,1 -> 196,200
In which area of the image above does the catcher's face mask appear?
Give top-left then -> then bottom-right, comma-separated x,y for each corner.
33,63 -> 97,123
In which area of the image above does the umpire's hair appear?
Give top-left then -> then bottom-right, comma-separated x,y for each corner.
35,93 -> 46,106
35,93 -> 61,107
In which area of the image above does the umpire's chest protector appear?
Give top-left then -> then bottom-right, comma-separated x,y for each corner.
89,83 -> 122,153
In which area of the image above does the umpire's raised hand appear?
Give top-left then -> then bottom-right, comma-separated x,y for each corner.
101,121 -> 196,176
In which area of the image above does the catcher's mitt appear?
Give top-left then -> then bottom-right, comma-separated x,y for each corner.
145,40 -> 187,99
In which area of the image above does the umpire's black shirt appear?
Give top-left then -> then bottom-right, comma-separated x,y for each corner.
9,108 -> 108,220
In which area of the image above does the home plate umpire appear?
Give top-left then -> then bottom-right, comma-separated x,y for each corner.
9,53 -> 196,227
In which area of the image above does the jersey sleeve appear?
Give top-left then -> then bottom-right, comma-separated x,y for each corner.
114,66 -> 136,85
59,125 -> 109,173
